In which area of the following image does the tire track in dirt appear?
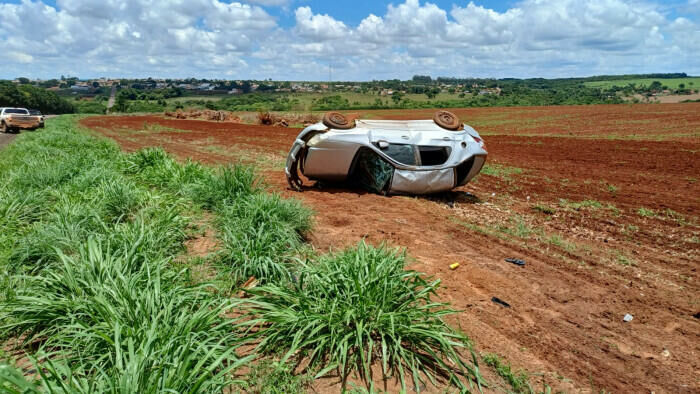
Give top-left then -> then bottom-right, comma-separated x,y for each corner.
82,110 -> 700,393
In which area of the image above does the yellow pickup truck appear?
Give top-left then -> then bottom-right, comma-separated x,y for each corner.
1,107 -> 43,133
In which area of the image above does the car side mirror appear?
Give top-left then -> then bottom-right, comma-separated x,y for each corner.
378,140 -> 389,149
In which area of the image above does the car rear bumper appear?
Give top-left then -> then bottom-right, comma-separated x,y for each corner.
5,120 -> 41,129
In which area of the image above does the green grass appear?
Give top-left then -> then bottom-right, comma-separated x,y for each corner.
615,252 -> 636,267
216,193 -> 312,284
604,183 -> 618,194
119,146 -> 312,286
0,116 -> 259,391
546,234 -> 577,253
139,122 -> 189,133
559,199 -> 603,210
166,91 -> 467,112
167,95 -> 226,103
482,353 -> 533,393
637,207 -> 657,217
481,163 -> 524,181
584,77 -> 700,90
234,242 -> 483,392
236,360 -> 313,394
2,240 -> 251,392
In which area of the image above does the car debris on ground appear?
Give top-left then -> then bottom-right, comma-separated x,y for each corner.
491,297 -> 511,308
505,257 -> 526,266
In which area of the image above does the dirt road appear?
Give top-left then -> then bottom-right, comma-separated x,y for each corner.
82,104 -> 700,392
107,85 -> 116,110
0,133 -> 17,150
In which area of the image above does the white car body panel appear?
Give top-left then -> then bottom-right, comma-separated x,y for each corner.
286,119 -> 487,194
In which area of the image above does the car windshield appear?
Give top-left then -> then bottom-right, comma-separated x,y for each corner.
5,109 -> 29,114
29,110 -> 42,115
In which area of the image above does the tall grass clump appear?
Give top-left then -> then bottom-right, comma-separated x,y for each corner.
217,193 -> 312,284
122,147 -> 208,192
190,165 -> 262,209
1,240 -> 249,392
122,145 -> 311,285
0,119 -> 189,274
235,242 -> 482,392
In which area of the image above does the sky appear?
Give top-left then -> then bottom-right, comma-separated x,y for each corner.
0,0 -> 698,81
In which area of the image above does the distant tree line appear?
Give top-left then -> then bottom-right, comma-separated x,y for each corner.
0,81 -> 74,114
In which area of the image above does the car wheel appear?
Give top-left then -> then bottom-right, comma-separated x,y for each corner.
322,112 -> 355,130
433,110 -> 462,131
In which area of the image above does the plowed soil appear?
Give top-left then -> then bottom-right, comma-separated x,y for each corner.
81,103 -> 700,393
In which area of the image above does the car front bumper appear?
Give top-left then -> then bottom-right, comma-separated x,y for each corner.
388,155 -> 486,194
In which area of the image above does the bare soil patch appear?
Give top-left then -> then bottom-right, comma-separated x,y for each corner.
81,104 -> 700,393
0,133 -> 17,150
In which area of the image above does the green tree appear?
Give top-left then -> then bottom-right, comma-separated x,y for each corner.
425,88 -> 439,100
114,92 -> 129,112
0,81 -> 74,113
391,91 -> 404,105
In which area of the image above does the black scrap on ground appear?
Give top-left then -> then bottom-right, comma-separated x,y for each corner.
491,297 -> 511,308
505,257 -> 526,266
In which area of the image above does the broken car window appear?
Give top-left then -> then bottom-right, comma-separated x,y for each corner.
380,143 -> 417,165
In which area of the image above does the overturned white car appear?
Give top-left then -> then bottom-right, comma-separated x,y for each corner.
285,111 -> 487,195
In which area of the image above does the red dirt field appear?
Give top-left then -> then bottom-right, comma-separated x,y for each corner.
81,103 -> 700,393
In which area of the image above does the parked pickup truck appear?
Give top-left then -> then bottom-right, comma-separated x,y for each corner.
0,107 -> 42,133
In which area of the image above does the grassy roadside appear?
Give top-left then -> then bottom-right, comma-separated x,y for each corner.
0,116 -> 255,391
0,116 -> 483,392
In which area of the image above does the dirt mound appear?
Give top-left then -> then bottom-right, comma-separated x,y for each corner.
257,111 -> 319,127
164,109 -> 241,122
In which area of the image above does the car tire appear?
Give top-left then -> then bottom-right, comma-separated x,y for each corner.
322,112 -> 355,130
433,110 -> 462,131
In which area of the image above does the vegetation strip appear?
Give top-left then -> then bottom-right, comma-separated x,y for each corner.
0,116 -> 481,392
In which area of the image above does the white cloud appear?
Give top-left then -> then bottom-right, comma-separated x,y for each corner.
0,0 -> 698,79
294,6 -> 349,40
8,51 -> 34,64
281,0 -> 699,79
